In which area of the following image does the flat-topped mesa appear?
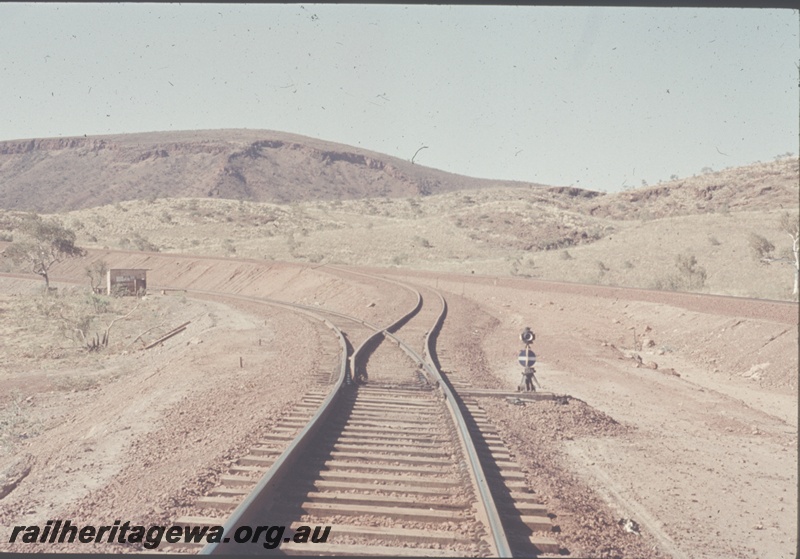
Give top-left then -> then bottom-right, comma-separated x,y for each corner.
0,130 -> 536,211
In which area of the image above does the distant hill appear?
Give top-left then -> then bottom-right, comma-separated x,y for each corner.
0,129 -> 554,212
0,133 -> 796,299
587,158 -> 799,220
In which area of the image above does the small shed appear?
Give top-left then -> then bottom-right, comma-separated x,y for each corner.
107,268 -> 147,296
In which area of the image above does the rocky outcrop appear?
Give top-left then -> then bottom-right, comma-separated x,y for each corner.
0,129 -> 557,211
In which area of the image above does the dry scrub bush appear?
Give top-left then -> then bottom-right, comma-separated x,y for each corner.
653,253 -> 707,292
25,288 -> 140,352
749,233 -> 775,260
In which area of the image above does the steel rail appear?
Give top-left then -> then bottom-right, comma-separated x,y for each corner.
322,268 -> 513,556
372,279 -> 513,557
190,285 -> 424,555
188,289 -> 350,556
283,281 -> 513,556
421,287 -> 513,557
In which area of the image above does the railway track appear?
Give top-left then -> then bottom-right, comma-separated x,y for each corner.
170,281 -> 503,555
158,272 -> 562,557
1,266 -> 559,555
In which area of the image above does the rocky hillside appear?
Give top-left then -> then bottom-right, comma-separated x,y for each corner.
0,129 -> 549,211
588,158 -> 799,220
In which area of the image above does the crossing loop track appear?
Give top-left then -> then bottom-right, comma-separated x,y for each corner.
178,273 -> 515,556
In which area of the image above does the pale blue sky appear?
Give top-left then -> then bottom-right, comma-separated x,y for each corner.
1,4 -> 797,192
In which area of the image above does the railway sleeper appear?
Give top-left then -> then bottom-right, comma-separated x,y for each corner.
228,464 -> 270,475
285,411 -> 317,419
304,491 -> 469,510
280,541 -> 466,557
496,500 -> 548,516
486,469 -> 527,481
350,409 -> 444,424
260,432 -> 295,441
312,479 -> 462,496
272,425 -> 300,433
343,415 -> 443,426
498,479 -> 531,491
336,436 -> 443,447
478,450 -> 513,461
237,455 -> 275,467
352,401 -> 442,417
337,435 -> 447,447
321,460 -> 449,474
288,521 -> 467,546
351,399 -> 439,409
277,420 -> 309,427
353,397 -> 439,408
315,470 -> 461,487
346,415 -> 442,425
219,474 -> 258,487
518,515 -> 554,532
249,445 -> 282,456
513,534 -> 562,555
296,402 -> 325,409
331,444 -> 451,457
356,386 -> 434,396
283,502 -> 467,523
341,419 -> 444,430
328,451 -> 453,466
195,496 -> 240,511
340,424 -> 445,437
209,486 -> 249,497
172,515 -> 227,527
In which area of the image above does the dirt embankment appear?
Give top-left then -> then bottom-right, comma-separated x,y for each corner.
404,267 -> 796,559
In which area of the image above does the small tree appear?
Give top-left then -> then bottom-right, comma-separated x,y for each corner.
781,213 -> 800,298
3,215 -> 85,289
654,253 -> 707,291
750,213 -> 800,298
750,213 -> 800,299
748,233 -> 775,260
85,259 -> 109,294
675,253 -> 707,289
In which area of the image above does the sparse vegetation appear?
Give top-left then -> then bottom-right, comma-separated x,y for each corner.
223,239 -> 236,255
3,214 -> 85,288
654,253 -> 707,292
749,233 -> 775,260
752,212 -> 800,298
85,259 -> 109,294
0,150 -> 793,299
130,233 -> 159,252
414,236 -> 432,248
31,288 -> 139,351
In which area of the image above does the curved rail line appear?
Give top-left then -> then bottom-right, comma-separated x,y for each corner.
0,268 -> 550,556
325,267 -> 513,555
178,278 -> 514,556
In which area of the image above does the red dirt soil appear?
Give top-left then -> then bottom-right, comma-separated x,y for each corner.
0,251 -> 796,558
